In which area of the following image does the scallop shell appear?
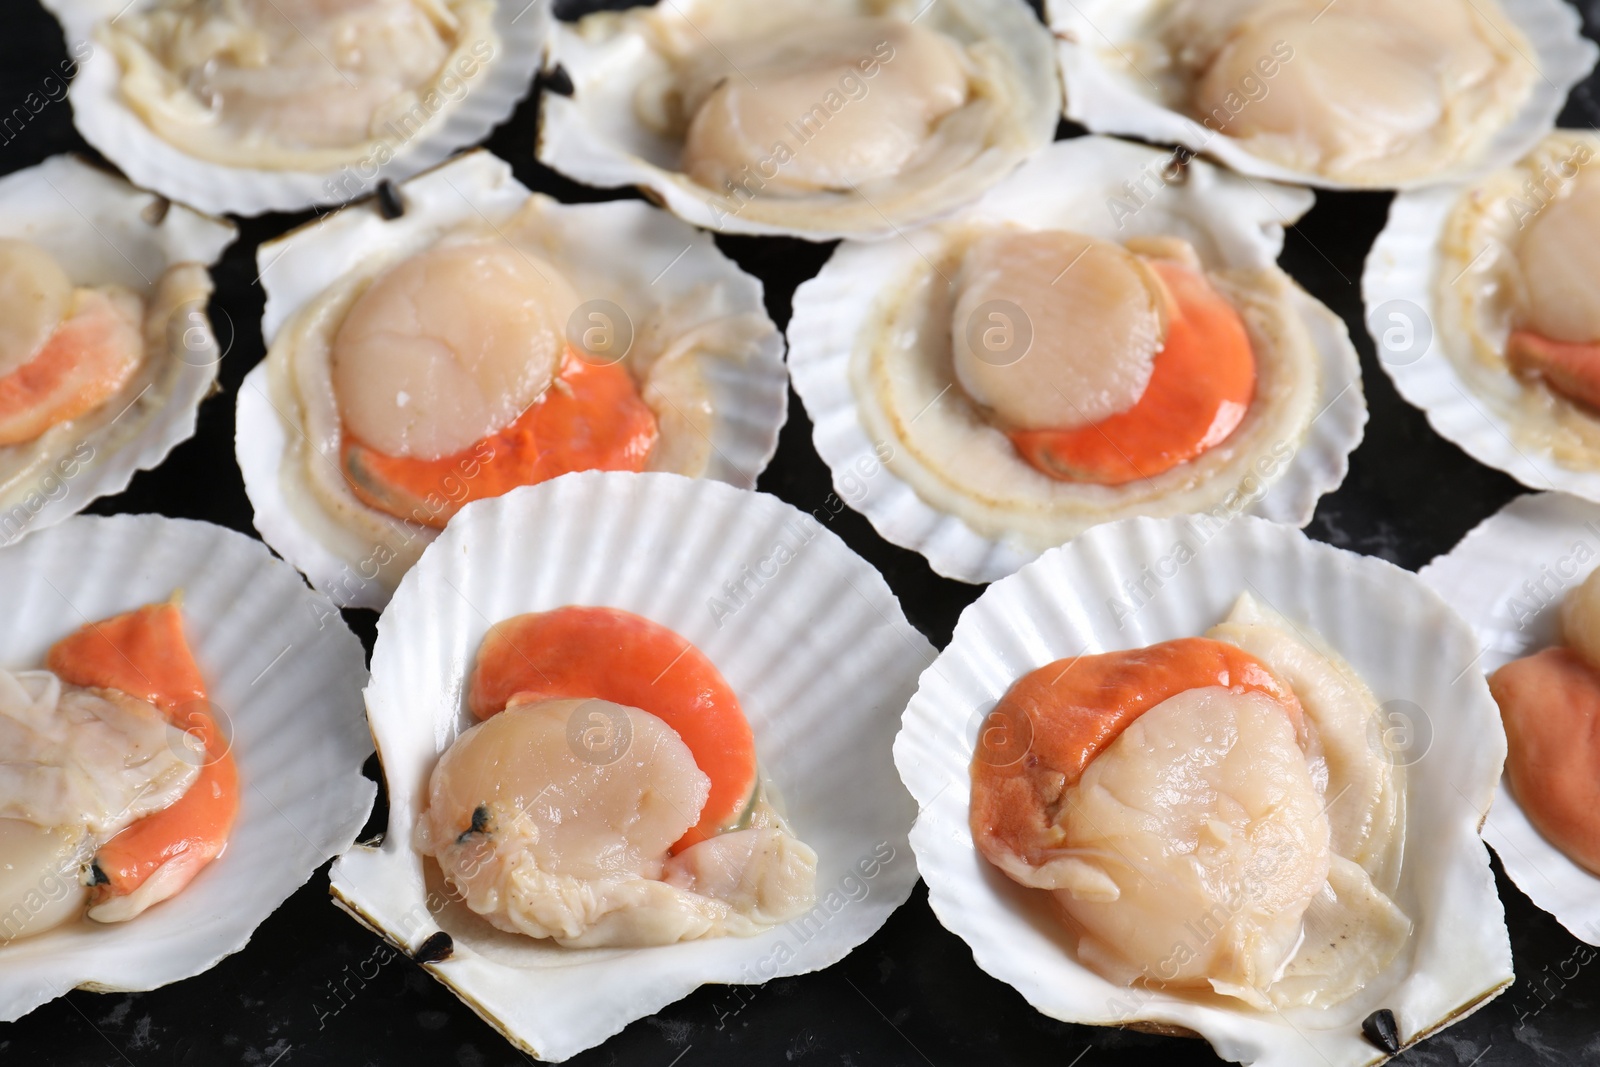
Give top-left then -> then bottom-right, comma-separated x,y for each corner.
537,0 -> 1060,240
0,155 -> 235,549
235,149 -> 788,609
1418,491 -> 1600,947
1046,0 -> 1596,190
896,514 -> 1510,1065
1364,131 -> 1600,501
0,513 -> 375,1022
788,135 -> 1365,584
41,0 -> 548,216
328,470 -> 929,1062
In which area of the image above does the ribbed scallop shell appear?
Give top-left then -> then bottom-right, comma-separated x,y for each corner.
1364,132 -> 1600,501
0,513 -> 375,1022
0,155 -> 235,549
788,135 -> 1365,583
896,514 -> 1510,1065
1046,0 -> 1596,190
537,0 -> 1060,239
40,0 -> 548,216
1419,491 -> 1600,947
328,470 -> 930,1062
235,149 -> 789,609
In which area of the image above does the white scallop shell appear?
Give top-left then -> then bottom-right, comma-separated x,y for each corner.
1364,137 -> 1600,501
896,514 -> 1510,1065
1046,0 -> 1596,191
329,470 -> 929,1062
41,0 -> 548,216
788,135 -> 1365,584
235,149 -> 788,609
0,513 -> 375,1022
537,0 -> 1060,240
1418,491 -> 1600,947
0,155 -> 235,549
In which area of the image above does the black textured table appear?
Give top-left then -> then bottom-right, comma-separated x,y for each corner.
3,1 -> 1600,1064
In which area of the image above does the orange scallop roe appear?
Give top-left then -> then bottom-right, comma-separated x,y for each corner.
47,600 -> 238,907
1008,260 -> 1256,486
468,606 -> 757,853
970,637 -> 1302,872
342,347 -> 658,528
1488,646 -> 1600,876
0,291 -> 141,447
1507,330 -> 1600,411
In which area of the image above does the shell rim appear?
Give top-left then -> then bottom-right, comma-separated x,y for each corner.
40,0 -> 551,216
235,149 -> 790,610
1417,489 -> 1600,948
328,470 -> 931,1062
0,154 -> 237,550
1045,0 -> 1600,191
894,512 -> 1512,1065
786,135 -> 1367,584
535,0 -> 1064,240
0,512 -> 376,1022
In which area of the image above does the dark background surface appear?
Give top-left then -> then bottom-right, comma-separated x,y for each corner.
2,0 -> 1599,1063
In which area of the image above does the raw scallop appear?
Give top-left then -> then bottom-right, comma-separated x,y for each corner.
1052,686 -> 1330,1008
415,697 -> 816,948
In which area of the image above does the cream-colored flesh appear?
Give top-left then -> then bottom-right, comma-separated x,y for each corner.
186,0 -> 449,150
1561,564 -> 1600,670
661,823 -> 819,926
0,668 -> 201,942
597,0 -> 1058,237
0,261 -> 211,519
1267,853 -> 1413,1010
0,239 -> 73,378
103,0 -> 494,169
0,669 -> 198,836
0,819 -> 89,944
1160,0 -> 1534,185
1205,594 -> 1413,1010
269,199 -> 740,593
1207,593 -> 1405,892
1435,132 -> 1600,470
950,230 -> 1163,431
1517,168 -> 1600,344
995,599 -> 1411,1010
681,18 -> 969,197
1053,686 -> 1331,1008
331,241 -> 579,460
854,228 -> 1320,551
0,825 -> 89,947
415,698 -> 816,947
